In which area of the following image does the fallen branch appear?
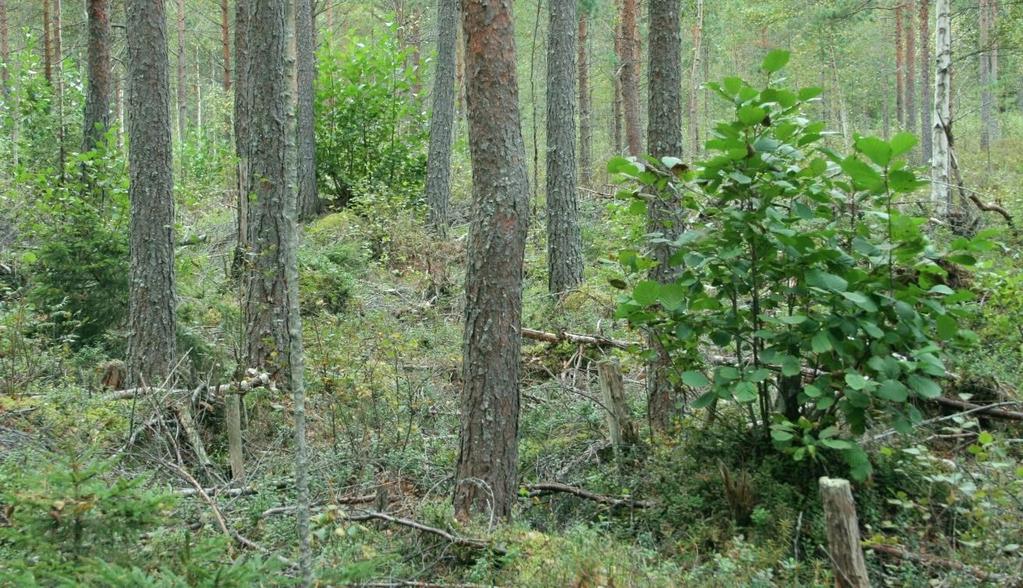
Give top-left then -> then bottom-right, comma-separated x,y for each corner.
105,370 -> 274,402
346,510 -> 506,555
523,482 -> 655,509
868,543 -> 1012,584
521,328 -> 634,350
932,396 -> 1023,422
260,493 -> 379,518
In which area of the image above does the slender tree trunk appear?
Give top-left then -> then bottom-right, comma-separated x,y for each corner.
829,38 -> 851,148
176,0 -> 186,142
931,0 -> 951,218
454,0 -> 529,523
425,0 -> 458,235
235,0 -> 252,263
221,0 -> 231,91
979,0 -> 994,158
296,0 -> 319,220
895,4 -> 905,127
612,19 -> 623,155
546,0 -> 583,295
919,0 -> 932,164
619,0 -> 642,155
84,0 -> 112,151
687,0 -> 704,161
904,0 -> 916,138
114,67 -> 123,147
247,0 -> 310,580
43,0 -> 53,85
577,12 -> 591,187
0,0 -> 8,96
53,0 -> 65,174
125,0 -> 176,387
645,0 -> 683,434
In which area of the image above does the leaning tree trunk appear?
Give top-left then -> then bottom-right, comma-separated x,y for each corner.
125,0 -> 176,388
296,0 -> 319,220
84,0 -> 112,152
931,0 -> 951,218
577,11 -> 592,186
424,0 -> 459,235
645,0 -> 684,434
619,0 -> 642,156
546,0 -> 583,295
919,0 -> 932,164
454,0 -> 530,523
246,0 -> 310,583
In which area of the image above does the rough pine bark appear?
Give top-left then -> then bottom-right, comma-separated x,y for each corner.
246,0 -> 310,580
125,0 -> 176,387
176,0 -> 186,141
931,0 -> 951,217
546,0 -> 583,295
454,0 -> 530,523
904,0 -> 916,138
619,0 -> 642,155
296,0 -> 319,220
919,0 -> 932,164
84,0 -> 112,151
645,0 -> 684,434
425,0 -> 458,234
221,0 -> 230,91
895,4 -> 905,126
577,12 -> 592,187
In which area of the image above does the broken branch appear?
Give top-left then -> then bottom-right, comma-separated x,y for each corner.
523,482 -> 655,509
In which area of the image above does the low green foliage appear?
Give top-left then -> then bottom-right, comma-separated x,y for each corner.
315,30 -> 428,208
611,51 -> 991,480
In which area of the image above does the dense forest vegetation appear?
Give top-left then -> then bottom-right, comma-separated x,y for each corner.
1,0 -> 1022,585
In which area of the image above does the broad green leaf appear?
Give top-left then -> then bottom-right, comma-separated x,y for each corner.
845,372 -> 869,390
811,331 -> 833,353
659,283 -> 686,310
798,86 -> 823,101
681,371 -> 710,387
761,49 -> 791,73
692,391 -> 717,409
854,136 -> 892,167
738,105 -> 768,126
890,132 -> 918,156
633,280 -> 660,306
734,381 -> 758,402
908,374 -> 942,399
806,269 -> 848,292
781,355 -> 802,377
877,380 -> 909,402
936,314 -> 957,340
841,291 -> 878,312
840,156 -> 883,191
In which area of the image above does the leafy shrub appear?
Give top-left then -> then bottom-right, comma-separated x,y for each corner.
315,30 -> 427,208
611,51 -> 992,480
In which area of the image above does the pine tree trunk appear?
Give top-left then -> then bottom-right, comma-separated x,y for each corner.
577,12 -> 592,187
125,0 -> 176,387
546,0 -> 583,295
221,0 -> 231,91
84,0 -> 112,152
931,0 -> 951,218
688,0 -> 704,161
979,0 -> 993,158
919,0 -> 932,164
43,0 -> 53,85
246,1 -> 310,580
619,0 -> 642,155
235,0 -> 252,260
53,0 -> 65,174
645,0 -> 684,434
296,0 -> 319,220
454,0 -> 529,523
612,23 -> 623,155
176,0 -> 186,142
895,4 -> 905,127
425,0 -> 458,235
904,1 -> 916,139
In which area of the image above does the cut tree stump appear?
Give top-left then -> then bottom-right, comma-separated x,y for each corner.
819,477 -> 870,588
597,360 -> 637,457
